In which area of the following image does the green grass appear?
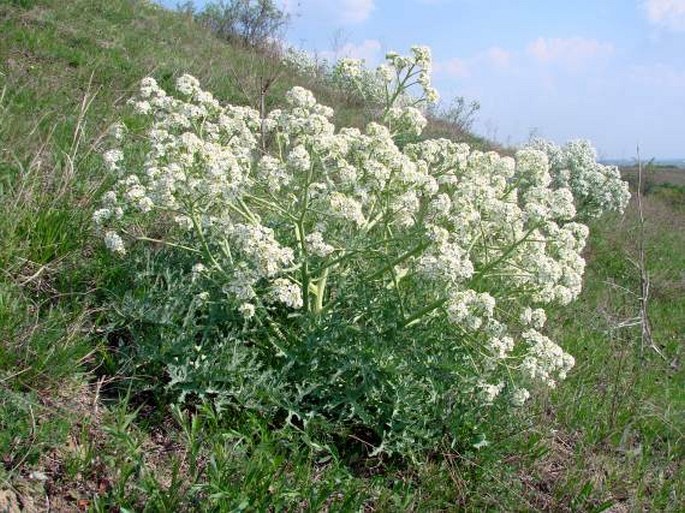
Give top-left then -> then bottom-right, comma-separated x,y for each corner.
536,196 -> 684,511
1,0 -> 683,510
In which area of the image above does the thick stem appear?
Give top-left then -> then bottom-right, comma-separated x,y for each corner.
296,159 -> 315,311
313,267 -> 330,314
294,221 -> 310,312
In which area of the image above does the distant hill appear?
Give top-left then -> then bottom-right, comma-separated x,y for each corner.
0,0 -> 485,164
602,158 -> 685,169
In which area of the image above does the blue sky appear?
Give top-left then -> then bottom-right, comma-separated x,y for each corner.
164,0 -> 685,159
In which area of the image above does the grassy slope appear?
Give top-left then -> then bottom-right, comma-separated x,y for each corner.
1,0 -> 683,510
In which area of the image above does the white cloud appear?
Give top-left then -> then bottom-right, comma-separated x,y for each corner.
644,0 -> 685,31
335,0 -> 375,24
434,57 -> 471,78
433,48 -> 510,84
485,47 -> 512,70
320,39 -> 382,64
527,37 -> 614,69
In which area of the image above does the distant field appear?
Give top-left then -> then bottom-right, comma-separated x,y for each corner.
621,165 -> 685,188
604,159 -> 685,169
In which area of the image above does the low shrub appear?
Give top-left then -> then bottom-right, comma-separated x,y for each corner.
94,48 -> 630,458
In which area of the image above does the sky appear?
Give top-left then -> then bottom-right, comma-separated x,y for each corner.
163,0 -> 685,160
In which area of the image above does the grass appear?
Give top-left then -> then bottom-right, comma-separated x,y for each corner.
534,192 -> 684,511
1,0 -> 683,510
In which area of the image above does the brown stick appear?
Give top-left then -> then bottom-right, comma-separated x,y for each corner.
635,146 -> 665,359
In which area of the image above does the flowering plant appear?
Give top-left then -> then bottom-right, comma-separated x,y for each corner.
95,48 -> 629,456
282,45 -> 439,115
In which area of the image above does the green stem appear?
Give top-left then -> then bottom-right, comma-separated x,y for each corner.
313,267 -> 329,314
225,201 -> 254,224
475,225 -> 540,278
367,241 -> 428,281
313,231 -> 421,276
296,159 -> 315,312
384,64 -> 418,116
237,197 -> 260,224
126,233 -> 200,254
296,223 -> 310,312
382,221 -> 407,320
190,213 -> 227,278
401,297 -> 448,328
244,193 -> 296,221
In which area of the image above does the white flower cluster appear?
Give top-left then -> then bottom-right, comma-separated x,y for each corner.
96,48 -> 629,410
102,149 -> 123,172
478,380 -> 505,405
446,290 -> 495,330
281,46 -> 325,79
335,58 -> 363,80
287,45 -> 439,129
230,223 -> 294,278
305,231 -> 335,258
385,46 -> 439,103
386,106 -> 427,138
104,230 -> 125,255
526,139 -> 630,218
270,278 -> 304,309
329,56 -> 385,105
520,329 -> 575,388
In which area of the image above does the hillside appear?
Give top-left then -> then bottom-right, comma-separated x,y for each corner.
1,1 -> 683,511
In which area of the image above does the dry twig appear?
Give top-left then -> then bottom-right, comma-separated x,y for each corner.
635,146 -> 665,359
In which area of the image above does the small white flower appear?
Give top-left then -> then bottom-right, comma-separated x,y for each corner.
110,122 -> 126,141
488,336 -> 515,359
376,63 -> 394,83
103,149 -> 123,172
139,77 -> 160,98
104,231 -> 125,255
133,100 -> 151,114
511,388 -> 530,407
329,192 -> 366,226
386,107 -> 427,137
285,86 -> 316,109
174,215 -> 194,230
287,145 -> 310,172
102,191 -> 117,206
239,302 -> 256,319
305,231 -> 335,258
93,208 -> 111,225
478,381 -> 504,405
520,307 -> 547,329
270,278 -> 303,309
176,74 -> 200,96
